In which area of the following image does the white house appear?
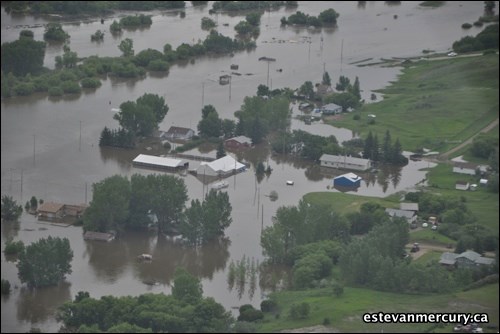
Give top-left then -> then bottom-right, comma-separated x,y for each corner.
163,126 -> 195,140
321,103 -> 343,115
452,162 -> 477,175
320,154 -> 371,171
385,208 -> 417,224
196,155 -> 246,177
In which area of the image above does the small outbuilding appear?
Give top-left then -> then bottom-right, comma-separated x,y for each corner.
321,103 -> 343,115
479,178 -> 488,186
162,126 -> 195,141
333,173 -> 362,187
225,136 -> 252,149
197,155 -> 246,177
455,181 -> 470,191
385,208 -> 417,224
133,154 -> 189,172
399,203 -> 419,212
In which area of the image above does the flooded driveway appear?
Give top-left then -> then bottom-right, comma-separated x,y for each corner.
1,1 -> 486,332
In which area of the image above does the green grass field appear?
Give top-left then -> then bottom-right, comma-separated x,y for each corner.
409,229 -> 456,246
303,192 -> 399,214
330,55 -> 499,152
258,284 -> 499,333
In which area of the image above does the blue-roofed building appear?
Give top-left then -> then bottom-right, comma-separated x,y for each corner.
333,173 -> 362,187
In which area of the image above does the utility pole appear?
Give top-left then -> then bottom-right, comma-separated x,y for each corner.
79,121 -> 82,152
201,81 -> 205,108
267,61 -> 270,87
261,204 -> 264,232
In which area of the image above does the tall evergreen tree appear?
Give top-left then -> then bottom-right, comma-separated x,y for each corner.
351,76 -> 361,100
322,71 -> 331,86
216,142 -> 226,159
363,131 -> 374,159
372,134 -> 380,161
382,130 -> 392,162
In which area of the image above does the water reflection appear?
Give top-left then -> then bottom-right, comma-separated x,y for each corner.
1,221 -> 20,242
85,238 -> 130,283
133,235 -> 230,285
16,281 -> 71,323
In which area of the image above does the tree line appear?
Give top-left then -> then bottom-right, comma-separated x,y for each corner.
1,28 -> 256,98
57,269 -> 232,333
281,8 -> 340,27
83,174 -> 232,245
363,130 -> 408,165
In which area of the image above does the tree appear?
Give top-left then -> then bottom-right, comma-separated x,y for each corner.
318,8 -> 339,25
336,75 -> 350,91
299,81 -> 314,99
198,111 -> 222,138
350,76 -> 361,99
172,268 -> 203,304
1,195 -> 23,221
246,12 -> 262,26
221,119 -> 235,139
17,236 -> 73,288
149,175 -> 188,234
136,93 -> 169,123
382,130 -> 392,162
20,30 -> 34,39
43,23 -> 69,42
180,189 -> 232,245
110,20 -> 122,34
1,38 -> 46,76
83,175 -> 131,232
118,38 -> 134,57
323,92 -> 360,111
201,17 -> 216,30
1,279 -> 11,295
201,104 -> 217,119
216,142 -> 226,159
257,84 -> 270,97
484,1 -> 496,15
322,71 -> 331,86
30,196 -> 38,210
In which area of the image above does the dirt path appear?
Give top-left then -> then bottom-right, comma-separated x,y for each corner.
438,118 -> 499,160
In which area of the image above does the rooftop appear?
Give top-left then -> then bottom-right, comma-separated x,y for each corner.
320,154 -> 370,166
133,154 -> 186,168
165,126 -> 194,136
226,136 -> 252,145
38,202 -> 64,213
334,173 -> 362,183
200,155 -> 245,173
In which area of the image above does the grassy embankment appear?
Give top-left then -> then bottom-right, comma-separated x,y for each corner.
258,283 -> 499,333
331,54 -> 499,153
261,55 -> 499,332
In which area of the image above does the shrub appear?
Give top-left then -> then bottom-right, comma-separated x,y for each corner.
80,78 -> 102,89
147,59 -> 169,71
239,304 -> 255,314
323,317 -> 331,325
13,83 -> 34,96
4,240 -> 25,255
62,81 -> 81,94
238,309 -> 264,322
261,299 -> 278,313
289,302 -> 310,320
233,321 -> 257,333
461,23 -> 472,29
353,114 -> 360,120
473,21 -> 484,27
48,86 -> 64,96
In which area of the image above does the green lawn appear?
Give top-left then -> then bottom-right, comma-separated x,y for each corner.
303,192 -> 399,215
413,250 -> 442,265
331,55 -> 499,152
426,163 -> 499,235
409,229 -> 456,246
258,284 -> 499,333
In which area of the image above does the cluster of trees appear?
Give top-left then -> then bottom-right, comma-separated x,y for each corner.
346,202 -> 388,235
120,14 -> 153,28
234,96 -> 290,144
83,174 -> 187,235
2,28 -> 255,98
235,12 -> 262,38
90,30 -> 105,42
99,93 -> 168,148
281,8 -> 339,27
363,130 -> 408,165
99,127 -> 135,148
17,236 -> 73,288
83,174 -> 233,242
1,195 -> 23,221
1,31 -> 46,77
271,129 -> 341,161
212,1 -> 294,12
335,75 -> 360,99
452,24 -> 498,53
260,200 -> 349,265
4,1 -> 185,15
57,269 -> 232,333
404,192 -> 497,254
339,219 -> 494,293
470,133 -> 498,160
201,17 -> 216,30
43,23 -> 69,42
180,189 -> 232,246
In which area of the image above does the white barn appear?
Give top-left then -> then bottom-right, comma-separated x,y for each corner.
196,155 -> 246,177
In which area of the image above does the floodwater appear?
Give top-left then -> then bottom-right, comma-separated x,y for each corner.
1,1 -> 487,332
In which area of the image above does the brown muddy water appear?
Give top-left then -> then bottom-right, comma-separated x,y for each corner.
1,1 -> 487,332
